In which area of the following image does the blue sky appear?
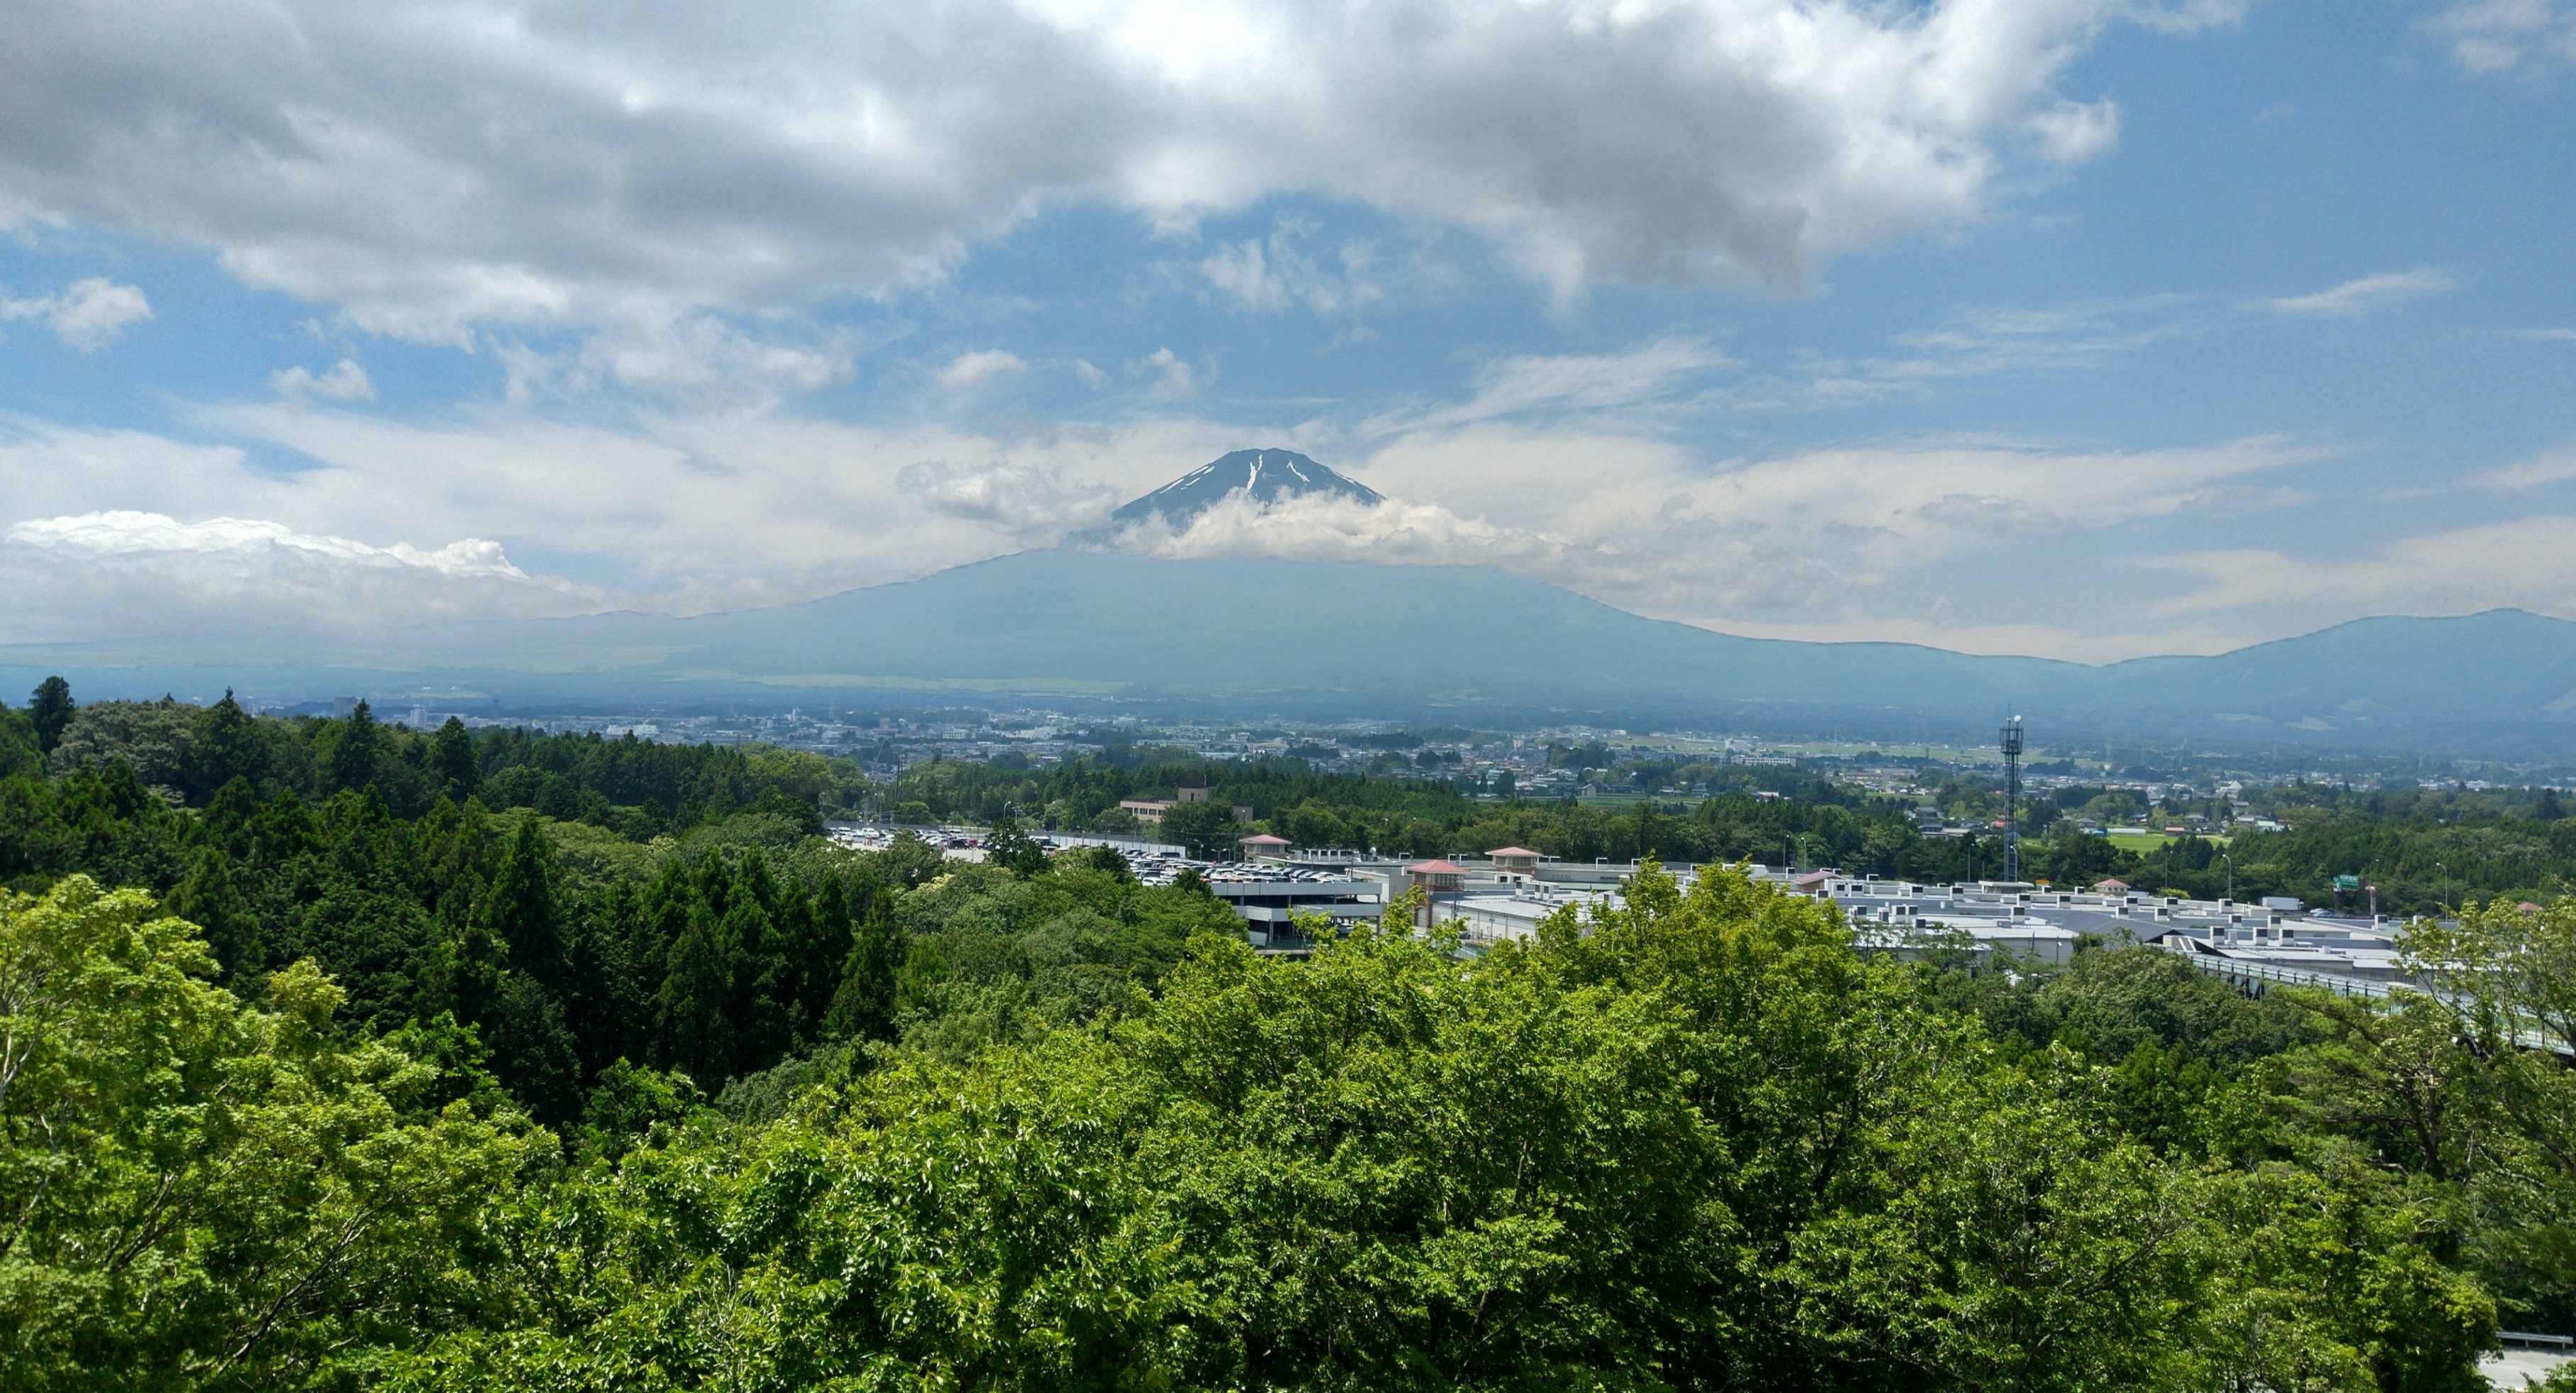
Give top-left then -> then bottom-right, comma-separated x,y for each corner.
3,0 -> 2573,661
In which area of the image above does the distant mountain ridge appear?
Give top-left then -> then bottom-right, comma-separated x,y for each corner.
7,450 -> 2572,753
1105,448 -> 1383,530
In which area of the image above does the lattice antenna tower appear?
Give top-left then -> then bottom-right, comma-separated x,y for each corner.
1999,716 -> 2025,884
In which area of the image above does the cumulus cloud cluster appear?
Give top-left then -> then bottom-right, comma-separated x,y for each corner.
897,457 -> 1119,535
270,359 -> 377,401
0,277 -> 150,350
0,407 -> 1231,644
0,509 -> 595,645
1,0 -> 2194,353
1083,424 -> 2330,654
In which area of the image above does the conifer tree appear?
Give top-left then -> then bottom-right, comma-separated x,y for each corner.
826,890 -> 904,1043
325,699 -> 380,794
724,851 -> 789,1071
483,817 -> 567,995
656,901 -> 738,1084
190,689 -> 266,798
28,674 -> 72,753
166,846 -> 259,980
430,716 -> 480,801
801,873 -> 855,1037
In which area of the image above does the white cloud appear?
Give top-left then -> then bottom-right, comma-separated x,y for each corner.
1199,214 -> 1379,316
0,0 -> 2196,340
1092,425 -> 2328,643
2149,515 -> 2576,621
2263,268 -> 2458,317
1070,358 -> 1109,388
1135,346 -> 1197,398
0,276 -> 151,349
1722,301 -> 2177,411
496,310 -> 860,405
934,348 -> 1030,390
2027,98 -> 2122,164
0,509 -> 595,645
2426,0 -> 2576,77
0,392 -> 2384,661
270,358 -> 377,401
0,406 -> 1224,635
897,457 -> 1117,535
1368,337 -> 1731,435
9,510 -> 529,577
2467,440 -> 2576,491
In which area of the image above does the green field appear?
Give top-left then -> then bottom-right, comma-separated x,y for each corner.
2104,829 -> 2230,853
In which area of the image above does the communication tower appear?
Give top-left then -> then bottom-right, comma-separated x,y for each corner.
1999,716 -> 2025,884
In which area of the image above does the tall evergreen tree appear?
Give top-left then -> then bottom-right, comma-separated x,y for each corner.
483,817 -> 568,995
189,690 -> 267,800
430,716 -> 480,802
724,851 -> 789,1073
166,846 -> 259,980
656,902 -> 738,1085
325,699 -> 380,794
801,874 -> 855,1037
28,674 -> 72,754
826,891 -> 904,1044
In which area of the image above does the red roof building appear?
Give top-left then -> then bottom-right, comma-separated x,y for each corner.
1405,859 -> 1467,892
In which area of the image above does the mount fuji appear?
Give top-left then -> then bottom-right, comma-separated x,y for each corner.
1105,448 -> 1383,530
13,449 -> 2576,753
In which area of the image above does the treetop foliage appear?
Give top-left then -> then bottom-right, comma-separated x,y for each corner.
4,679 -> 2574,1387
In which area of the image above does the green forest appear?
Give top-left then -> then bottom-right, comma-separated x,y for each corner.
4,686 -> 2575,1389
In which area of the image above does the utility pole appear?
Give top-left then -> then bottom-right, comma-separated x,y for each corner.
1999,717 -> 2024,884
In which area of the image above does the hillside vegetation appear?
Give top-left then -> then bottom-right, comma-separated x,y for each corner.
2,688 -> 2573,1389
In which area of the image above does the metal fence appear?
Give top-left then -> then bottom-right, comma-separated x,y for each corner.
2183,953 -> 2572,1058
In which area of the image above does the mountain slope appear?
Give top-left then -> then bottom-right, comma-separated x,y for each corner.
2086,609 -> 2576,732
9,547 -> 2572,749
615,549 -> 2083,711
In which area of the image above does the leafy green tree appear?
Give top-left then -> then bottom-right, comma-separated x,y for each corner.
0,704 -> 41,781
0,877 -> 543,1389
784,873 -> 849,1042
574,1058 -> 704,1163
1160,797 -> 1242,859
985,809 -> 1048,875
45,699 -> 200,792
26,675 -> 72,755
2399,902 -> 2576,1331
2186,1159 -> 2495,1393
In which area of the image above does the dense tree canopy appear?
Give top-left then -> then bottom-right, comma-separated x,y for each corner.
2,680 -> 2572,1388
